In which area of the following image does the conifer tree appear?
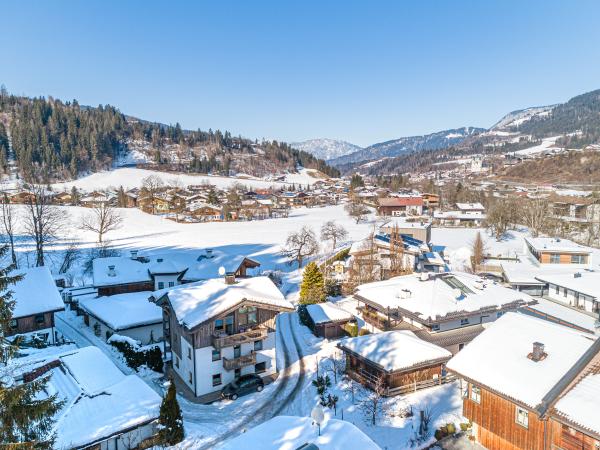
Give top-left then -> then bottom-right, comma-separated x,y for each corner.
158,379 -> 184,446
299,262 -> 326,304
0,245 -> 61,447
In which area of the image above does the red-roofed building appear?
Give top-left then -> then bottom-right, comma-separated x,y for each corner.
377,196 -> 424,217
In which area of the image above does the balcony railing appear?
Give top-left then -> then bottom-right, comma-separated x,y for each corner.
212,326 -> 268,350
223,352 -> 256,371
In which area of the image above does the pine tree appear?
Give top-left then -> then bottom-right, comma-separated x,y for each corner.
0,245 -> 61,447
299,262 -> 326,304
158,379 -> 184,446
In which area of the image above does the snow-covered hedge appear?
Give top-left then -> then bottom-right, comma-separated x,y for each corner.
108,334 -> 163,372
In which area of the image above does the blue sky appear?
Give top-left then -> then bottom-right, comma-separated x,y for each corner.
2,1 -> 600,146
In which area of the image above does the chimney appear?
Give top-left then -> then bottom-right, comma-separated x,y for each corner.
420,272 -> 429,282
107,265 -> 116,277
225,274 -> 236,285
206,248 -> 213,257
130,250 -> 138,259
531,342 -> 546,362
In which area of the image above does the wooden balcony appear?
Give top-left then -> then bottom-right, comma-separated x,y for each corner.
223,352 -> 256,371
212,327 -> 268,350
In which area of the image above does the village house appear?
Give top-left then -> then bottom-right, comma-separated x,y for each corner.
305,302 -> 355,339
421,192 -> 440,212
80,191 -> 116,208
188,201 -> 223,222
433,202 -> 486,226
92,248 -> 260,296
549,194 -> 600,227
9,190 -> 36,204
524,236 -> 593,266
7,266 -> 65,345
52,191 -> 74,205
153,276 -> 294,401
15,346 -> 161,450
377,196 -> 424,217
338,330 -> 452,396
353,272 -> 533,354
534,270 -> 600,314
379,219 -> 432,244
79,291 -> 163,344
447,312 -> 600,450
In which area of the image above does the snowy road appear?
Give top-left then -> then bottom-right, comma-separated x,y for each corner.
182,312 -> 308,450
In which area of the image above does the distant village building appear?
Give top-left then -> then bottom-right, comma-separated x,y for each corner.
433,202 -> 486,226
377,196 -> 424,217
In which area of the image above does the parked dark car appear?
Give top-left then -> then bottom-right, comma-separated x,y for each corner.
221,374 -> 264,400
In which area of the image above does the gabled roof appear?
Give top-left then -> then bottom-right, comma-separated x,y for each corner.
11,267 -> 64,318
378,197 -> 423,207
306,302 -> 354,324
553,372 -> 600,436
446,313 -> 597,409
338,330 -> 451,373
160,276 -> 293,330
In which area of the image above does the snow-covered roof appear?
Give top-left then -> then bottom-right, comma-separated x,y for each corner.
93,249 -> 260,286
525,298 -> 598,333
306,302 -> 354,324
456,202 -> 485,211
525,236 -> 592,254
163,276 -> 293,329
219,415 -> 381,450
11,266 -> 64,318
79,291 -> 162,330
339,330 -> 451,372
93,256 -> 151,287
433,211 -> 486,220
535,271 -> 599,299
447,313 -> 596,408
554,373 -> 600,435
380,219 -> 431,230
22,347 -> 162,449
354,272 -> 532,323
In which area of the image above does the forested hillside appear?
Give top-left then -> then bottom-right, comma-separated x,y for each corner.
0,88 -> 338,183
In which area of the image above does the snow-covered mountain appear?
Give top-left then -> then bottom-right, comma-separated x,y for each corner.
328,126 -> 484,167
290,139 -> 363,161
491,105 -> 556,130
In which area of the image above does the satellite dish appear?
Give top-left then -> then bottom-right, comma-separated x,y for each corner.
218,266 -> 226,276
453,288 -> 463,300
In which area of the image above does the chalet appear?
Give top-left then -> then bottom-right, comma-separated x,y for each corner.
353,272 -> 533,353
53,191 -> 74,205
92,248 -> 260,296
377,196 -> 424,217
239,199 -> 271,220
434,202 -> 486,226
9,190 -> 36,204
79,291 -> 163,344
80,191 -> 115,208
7,267 -> 65,345
422,192 -> 440,211
549,194 -> 600,226
338,330 -> 452,396
220,416 -> 381,450
153,276 -> 294,400
305,302 -> 355,339
447,312 -> 600,450
188,202 -> 223,222
13,346 -> 161,449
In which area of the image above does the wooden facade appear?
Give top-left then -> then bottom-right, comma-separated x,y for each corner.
97,280 -> 155,297
539,252 -> 590,265
7,311 -> 58,338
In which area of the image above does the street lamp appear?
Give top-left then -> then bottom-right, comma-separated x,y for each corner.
311,404 -> 324,437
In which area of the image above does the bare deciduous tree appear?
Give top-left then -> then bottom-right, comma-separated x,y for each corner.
281,226 -> 319,268
23,185 -> 66,267
520,198 -> 549,237
80,204 -> 123,243
345,194 -> 369,224
0,193 -> 18,267
358,376 -> 388,426
486,198 -> 517,241
320,221 -> 348,252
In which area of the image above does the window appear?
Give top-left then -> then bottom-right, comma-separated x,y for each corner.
234,345 -> 241,358
516,406 -> 529,428
215,319 -> 224,331
254,340 -> 263,351
234,368 -> 241,378
571,254 -> 585,264
212,374 -> 222,386
470,385 -> 481,403
212,349 -> 221,361
187,347 -> 192,360
564,288 -> 568,298
255,362 -> 266,373
168,281 -> 175,287
158,281 -> 165,289
9,318 -> 17,329
460,318 -> 469,327
188,372 -> 193,384
34,314 -> 45,324
431,324 -> 440,332
174,356 -> 179,368
238,306 -> 258,326
550,254 -> 560,264
497,311 -> 504,318
555,284 -> 559,295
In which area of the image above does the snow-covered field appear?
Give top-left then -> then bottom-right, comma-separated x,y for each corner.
49,166 -> 324,193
